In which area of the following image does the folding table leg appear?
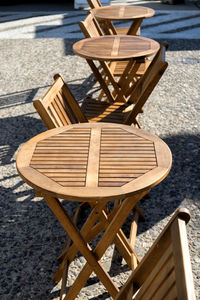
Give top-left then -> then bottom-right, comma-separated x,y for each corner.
53,199 -> 110,283
44,195 -> 120,299
116,59 -> 145,101
63,190 -> 148,300
54,212 -> 106,283
58,202 -> 89,261
86,59 -> 115,103
127,19 -> 143,36
97,205 -> 140,270
100,61 -> 128,103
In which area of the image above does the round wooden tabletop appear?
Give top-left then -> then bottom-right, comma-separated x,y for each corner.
16,123 -> 172,202
73,35 -> 160,61
91,6 -> 155,21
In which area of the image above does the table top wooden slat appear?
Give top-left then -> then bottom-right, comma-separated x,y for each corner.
17,123 -> 172,202
91,6 -> 155,21
73,35 -> 160,61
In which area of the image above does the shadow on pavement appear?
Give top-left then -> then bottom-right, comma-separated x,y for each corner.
0,96 -> 199,298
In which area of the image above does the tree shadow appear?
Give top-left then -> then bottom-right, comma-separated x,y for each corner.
0,87 -> 41,109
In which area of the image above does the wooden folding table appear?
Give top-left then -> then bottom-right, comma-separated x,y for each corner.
73,35 -> 160,103
91,6 -> 155,36
16,122 -> 172,299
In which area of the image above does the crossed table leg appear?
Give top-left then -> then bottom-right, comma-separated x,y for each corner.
44,190 -> 149,300
86,57 -> 145,104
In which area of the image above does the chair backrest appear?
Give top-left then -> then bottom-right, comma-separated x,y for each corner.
79,12 -> 104,38
33,74 -> 87,129
115,208 -> 196,300
87,0 -> 102,8
124,43 -> 168,126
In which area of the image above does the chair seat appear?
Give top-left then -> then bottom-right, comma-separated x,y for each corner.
111,59 -> 151,77
81,98 -> 131,123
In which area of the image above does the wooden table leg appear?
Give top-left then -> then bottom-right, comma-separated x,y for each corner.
100,61 -> 128,103
116,58 -> 145,101
63,190 -> 148,300
86,59 -> 115,103
127,19 -> 143,36
97,204 -> 140,270
44,195 -> 119,299
53,198 -> 110,283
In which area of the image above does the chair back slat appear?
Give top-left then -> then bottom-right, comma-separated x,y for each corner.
61,84 -> 88,123
149,270 -> 176,300
79,13 -> 104,38
87,0 -> 102,8
134,245 -> 174,300
48,101 -> 67,127
162,284 -> 177,300
33,74 -> 87,129
114,208 -> 196,300
54,94 -> 72,125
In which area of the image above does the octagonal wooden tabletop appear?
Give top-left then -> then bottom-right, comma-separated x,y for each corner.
73,35 -> 160,61
16,123 -> 172,202
91,6 -> 155,21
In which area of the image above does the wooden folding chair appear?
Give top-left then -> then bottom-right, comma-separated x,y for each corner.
33,74 -> 87,129
114,208 -> 196,300
86,0 -> 138,35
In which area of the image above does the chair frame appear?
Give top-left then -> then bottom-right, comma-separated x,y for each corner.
115,208 -> 196,300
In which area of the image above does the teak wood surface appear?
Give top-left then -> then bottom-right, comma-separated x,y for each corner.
91,6 -> 154,21
16,123 -> 172,202
73,35 -> 159,61
73,35 -> 160,103
87,1 -> 154,35
16,123 -> 172,299
34,40 -> 168,128
91,6 -> 154,36
78,12 -> 151,90
114,208 -> 196,300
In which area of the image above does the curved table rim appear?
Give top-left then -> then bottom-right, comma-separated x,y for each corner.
91,5 -> 155,21
16,123 -> 172,202
73,35 -> 160,61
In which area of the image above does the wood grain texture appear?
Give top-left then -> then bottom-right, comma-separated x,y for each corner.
114,208 -> 196,300
16,123 -> 172,202
73,35 -> 160,61
91,6 -> 155,21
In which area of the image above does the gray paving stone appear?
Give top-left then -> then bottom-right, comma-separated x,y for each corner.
0,2 -> 199,299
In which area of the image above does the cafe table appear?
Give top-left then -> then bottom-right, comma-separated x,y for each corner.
16,122 -> 172,300
91,5 -> 155,36
73,35 -> 160,103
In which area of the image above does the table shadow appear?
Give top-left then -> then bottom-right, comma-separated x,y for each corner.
1,103 -> 199,298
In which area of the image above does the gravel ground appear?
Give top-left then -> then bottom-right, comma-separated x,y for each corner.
0,38 -> 200,299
